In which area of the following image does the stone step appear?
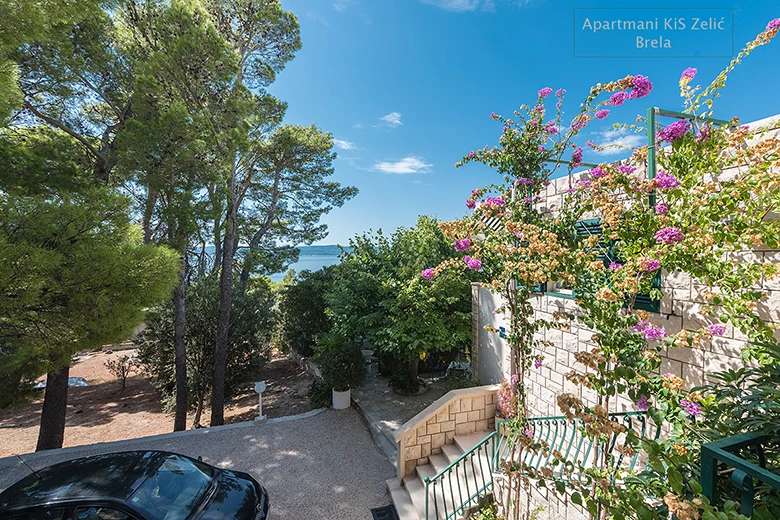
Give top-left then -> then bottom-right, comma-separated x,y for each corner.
387,478 -> 419,520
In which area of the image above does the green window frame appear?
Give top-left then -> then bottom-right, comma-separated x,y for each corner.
543,218 -> 661,312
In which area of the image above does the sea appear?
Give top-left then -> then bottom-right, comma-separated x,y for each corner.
201,244 -> 344,283
268,244 -> 344,282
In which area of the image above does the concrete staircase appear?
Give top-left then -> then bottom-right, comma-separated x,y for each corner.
387,432 -> 493,520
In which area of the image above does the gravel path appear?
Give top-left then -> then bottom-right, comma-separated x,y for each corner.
0,408 -> 394,519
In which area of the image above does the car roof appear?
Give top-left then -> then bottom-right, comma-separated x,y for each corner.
0,451 -> 166,511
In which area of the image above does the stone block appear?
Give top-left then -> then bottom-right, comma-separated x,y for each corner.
431,432 -> 446,448
485,403 -> 497,417
405,444 -> 421,461
472,395 -> 486,410
427,422 -> 441,435
476,419 -> 488,431
421,443 -> 431,458
455,422 -> 476,435
659,356 -> 683,377
450,399 -> 461,413
467,410 -> 481,422
440,420 -> 455,432
417,434 -> 431,446
455,412 -> 469,424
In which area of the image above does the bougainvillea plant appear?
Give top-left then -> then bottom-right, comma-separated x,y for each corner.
422,17 -> 780,520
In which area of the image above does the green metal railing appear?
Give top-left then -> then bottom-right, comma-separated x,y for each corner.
420,412 -> 659,519
496,412 -> 660,482
423,430 -> 499,520
701,431 -> 780,517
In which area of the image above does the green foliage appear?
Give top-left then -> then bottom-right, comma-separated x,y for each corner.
388,371 -> 422,396
315,332 -> 366,392
0,188 -> 180,380
276,267 -> 335,357
307,376 -> 331,410
137,274 -> 276,409
104,354 -> 139,389
444,372 -> 479,392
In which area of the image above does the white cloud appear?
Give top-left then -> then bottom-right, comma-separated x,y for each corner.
373,156 -> 432,174
333,139 -> 356,150
379,112 -> 403,127
333,0 -> 352,11
593,129 -> 645,156
421,0 -> 481,11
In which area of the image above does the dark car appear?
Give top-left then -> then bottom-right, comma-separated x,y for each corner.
0,451 -> 268,520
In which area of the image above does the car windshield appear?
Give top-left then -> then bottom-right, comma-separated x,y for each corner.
129,454 -> 214,520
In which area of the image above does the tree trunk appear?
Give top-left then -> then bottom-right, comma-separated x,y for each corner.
408,358 -> 419,382
211,172 -> 237,427
193,392 -> 205,429
142,188 -> 157,244
36,364 -> 70,451
173,259 -> 188,431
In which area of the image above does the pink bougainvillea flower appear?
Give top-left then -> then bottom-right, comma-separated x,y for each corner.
555,88 -> 566,97
577,179 -> 592,189
655,226 -> 684,245
643,325 -> 668,340
490,112 -> 497,119
609,91 -> 629,107
630,75 -> 653,99
767,18 -> 780,31
466,199 -> 476,209
545,121 -> 559,135
515,178 -> 534,185
696,125 -> 711,142
534,359 -> 542,369
538,87 -> 553,98
680,399 -> 702,416
657,120 -> 690,142
609,261 -> 622,271
572,114 -> 590,130
636,395 -> 650,411
454,238 -> 471,252
707,324 -> 726,336
595,109 -> 610,120
421,268 -> 435,280
655,203 -> 669,215
655,170 -> 681,189
618,164 -> 637,174
464,256 -> 482,270
680,67 -> 697,82
571,147 -> 583,168
483,196 -> 505,209
591,166 -> 607,178
643,258 -> 661,271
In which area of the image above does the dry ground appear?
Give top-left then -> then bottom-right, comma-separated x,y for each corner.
0,350 -> 313,458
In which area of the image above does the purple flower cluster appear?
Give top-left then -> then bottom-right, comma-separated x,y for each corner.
696,124 -> 711,142
538,87 -> 553,98
534,359 -> 543,369
466,199 -> 476,209
655,203 -> 669,215
455,238 -> 471,252
483,196 -> 505,209
768,18 -> 780,31
655,170 -> 681,189
619,164 -> 637,174
515,177 -> 535,185
680,399 -> 702,416
572,114 -> 590,130
655,226 -> 684,245
680,67 -> 697,81
630,75 -> 653,99
522,196 -> 542,204
610,91 -> 629,107
571,147 -> 583,168
636,395 -> 650,411
523,429 -> 533,438
464,256 -> 482,270
577,179 -> 592,189
707,324 -> 726,336
556,88 -> 566,97
591,166 -> 607,178
490,112 -> 498,120
633,321 -> 668,340
421,268 -> 435,280
643,258 -> 661,271
595,109 -> 610,120
609,261 -> 623,271
545,121 -> 559,135
658,120 -> 690,142
538,145 -> 545,152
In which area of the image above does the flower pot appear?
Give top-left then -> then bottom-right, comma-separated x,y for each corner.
332,388 -> 351,409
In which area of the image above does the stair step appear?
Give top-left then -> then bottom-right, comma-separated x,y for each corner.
403,473 -> 428,519
454,432 -> 492,453
387,478 -> 420,520
441,443 -> 463,465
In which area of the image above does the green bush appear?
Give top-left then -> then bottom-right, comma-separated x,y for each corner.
307,376 -> 331,409
389,371 -> 422,395
276,267 -> 335,357
444,372 -> 479,392
316,332 -> 366,391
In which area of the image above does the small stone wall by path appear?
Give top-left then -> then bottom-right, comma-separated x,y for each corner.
393,385 -> 499,480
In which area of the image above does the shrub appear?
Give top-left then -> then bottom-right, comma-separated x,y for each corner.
389,371 -> 421,395
276,267 -> 335,357
104,354 -> 139,389
307,376 -> 331,409
315,332 -> 365,391
444,372 -> 479,392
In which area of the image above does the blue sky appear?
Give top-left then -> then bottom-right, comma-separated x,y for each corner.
269,0 -> 780,246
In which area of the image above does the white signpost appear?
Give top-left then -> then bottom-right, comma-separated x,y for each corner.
254,381 -> 267,423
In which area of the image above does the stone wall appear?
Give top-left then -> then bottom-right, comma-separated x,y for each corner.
394,385 -> 499,480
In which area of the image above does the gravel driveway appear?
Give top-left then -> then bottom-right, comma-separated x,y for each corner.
0,408 -> 395,519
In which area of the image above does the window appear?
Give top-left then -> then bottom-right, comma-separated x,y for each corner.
543,219 -> 661,312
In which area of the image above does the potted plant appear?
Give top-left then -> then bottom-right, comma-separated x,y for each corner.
316,333 -> 366,409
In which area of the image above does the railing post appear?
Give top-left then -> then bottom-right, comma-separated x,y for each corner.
701,444 -> 718,507
424,476 -> 430,520
731,469 -> 755,517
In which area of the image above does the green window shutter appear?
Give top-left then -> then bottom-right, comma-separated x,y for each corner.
574,218 -> 662,313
